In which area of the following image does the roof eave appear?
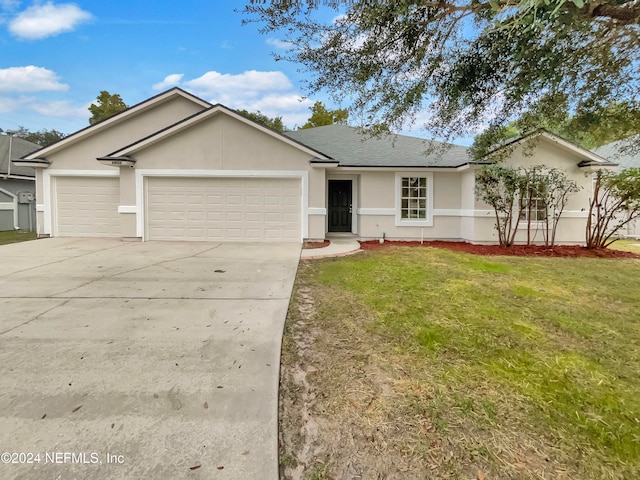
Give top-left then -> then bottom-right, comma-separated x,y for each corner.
12,158 -> 51,168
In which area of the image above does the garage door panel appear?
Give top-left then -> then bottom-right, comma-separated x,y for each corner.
146,177 -> 301,242
55,176 -> 120,237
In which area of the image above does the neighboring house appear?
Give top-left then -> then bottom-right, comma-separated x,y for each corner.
0,135 -> 39,231
593,138 -> 640,238
15,88 -> 616,244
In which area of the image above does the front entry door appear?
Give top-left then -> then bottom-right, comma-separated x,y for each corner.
328,180 -> 352,232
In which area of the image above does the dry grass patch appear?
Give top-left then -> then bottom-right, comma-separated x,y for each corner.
279,248 -> 640,480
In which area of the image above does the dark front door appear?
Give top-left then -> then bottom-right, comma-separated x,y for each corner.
328,180 -> 352,232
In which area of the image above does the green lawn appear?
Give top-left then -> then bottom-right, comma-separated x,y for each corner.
0,230 -> 37,245
610,238 -> 640,255
285,247 -> 640,479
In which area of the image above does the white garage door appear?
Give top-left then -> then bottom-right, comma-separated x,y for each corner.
54,176 -> 120,237
146,177 -> 301,242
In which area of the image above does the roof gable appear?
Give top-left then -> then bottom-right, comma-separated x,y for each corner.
22,88 -> 211,160
103,104 -> 332,160
488,129 -> 616,167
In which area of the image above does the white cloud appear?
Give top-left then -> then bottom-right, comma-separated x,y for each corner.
30,99 -> 88,118
244,94 -> 314,128
9,2 -> 92,40
183,70 -> 293,103
152,73 -> 184,91
266,38 -> 292,50
0,66 -> 68,93
0,95 -> 27,113
0,94 -> 87,120
180,70 -> 312,127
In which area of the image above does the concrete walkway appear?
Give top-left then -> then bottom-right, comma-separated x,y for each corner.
0,238 -> 300,480
300,237 -> 362,259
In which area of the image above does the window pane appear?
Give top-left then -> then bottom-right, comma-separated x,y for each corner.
399,176 -> 429,221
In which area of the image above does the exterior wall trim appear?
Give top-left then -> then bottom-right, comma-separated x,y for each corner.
358,208 -> 394,216
308,208 -> 327,215
118,205 -> 137,214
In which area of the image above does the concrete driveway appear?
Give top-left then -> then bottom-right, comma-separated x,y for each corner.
0,238 -> 301,480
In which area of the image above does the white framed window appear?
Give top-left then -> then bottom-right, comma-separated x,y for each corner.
519,194 -> 547,222
395,173 -> 433,226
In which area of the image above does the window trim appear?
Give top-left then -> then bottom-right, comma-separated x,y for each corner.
518,191 -> 547,223
395,173 -> 433,227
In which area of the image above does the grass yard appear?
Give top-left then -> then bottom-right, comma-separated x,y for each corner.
280,247 -> 640,480
610,239 -> 640,255
0,230 -> 37,245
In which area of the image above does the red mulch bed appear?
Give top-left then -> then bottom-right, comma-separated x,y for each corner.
359,240 -> 640,259
303,240 -> 331,249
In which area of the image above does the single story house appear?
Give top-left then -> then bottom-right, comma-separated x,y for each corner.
593,138 -> 640,238
15,88 -> 617,244
1,134 -> 39,231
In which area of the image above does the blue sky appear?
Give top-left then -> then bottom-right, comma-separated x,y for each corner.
0,1 -> 470,143
0,1 -> 344,134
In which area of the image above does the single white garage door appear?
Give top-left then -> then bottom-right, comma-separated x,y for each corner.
54,176 -> 120,237
146,177 -> 301,242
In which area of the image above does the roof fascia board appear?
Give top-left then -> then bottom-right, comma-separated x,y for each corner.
334,165 -> 462,172
539,131 -> 613,165
0,174 -> 34,180
22,88 -> 211,160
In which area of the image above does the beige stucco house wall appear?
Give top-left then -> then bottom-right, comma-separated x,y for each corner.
16,88 -> 616,245
19,88 -> 330,243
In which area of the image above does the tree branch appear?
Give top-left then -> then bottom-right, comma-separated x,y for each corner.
590,2 -> 640,25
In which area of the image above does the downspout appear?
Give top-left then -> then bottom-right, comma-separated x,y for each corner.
1,131 -> 19,229
2,131 -> 15,180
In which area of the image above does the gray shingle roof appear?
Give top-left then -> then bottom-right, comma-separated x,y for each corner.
284,125 -> 471,167
0,136 -> 39,177
593,137 -> 640,171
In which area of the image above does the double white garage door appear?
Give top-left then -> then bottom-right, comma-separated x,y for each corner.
54,176 -> 301,242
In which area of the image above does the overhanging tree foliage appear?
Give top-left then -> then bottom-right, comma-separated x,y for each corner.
586,168 -> 640,248
245,0 -> 640,153
472,102 -> 640,158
